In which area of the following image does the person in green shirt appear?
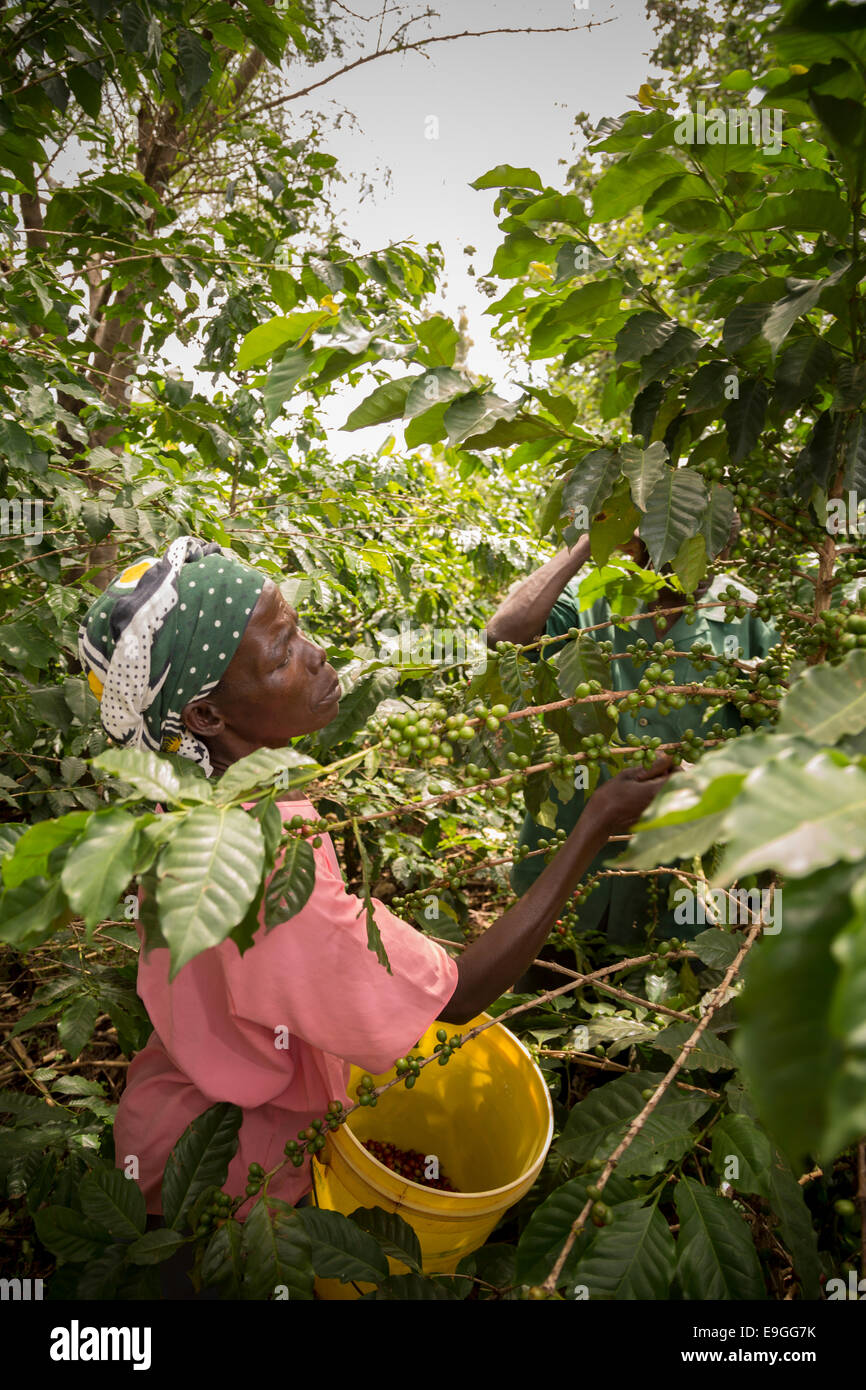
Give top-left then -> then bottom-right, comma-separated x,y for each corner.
485,520 -> 778,966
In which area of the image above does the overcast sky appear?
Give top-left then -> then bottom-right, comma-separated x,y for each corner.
280,0 -> 662,452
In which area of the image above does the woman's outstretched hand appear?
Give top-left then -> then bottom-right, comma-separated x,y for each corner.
589,754 -> 674,837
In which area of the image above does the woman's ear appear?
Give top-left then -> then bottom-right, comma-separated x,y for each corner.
182,697 -> 225,739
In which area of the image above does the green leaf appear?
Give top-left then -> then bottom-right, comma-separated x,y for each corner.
414,316 -> 459,367
777,649 -> 866,745
34,1206 -> 113,1263
674,1177 -> 765,1299
471,164 -> 543,191
843,411 -> 866,494
692,928 -> 740,970
58,994 -> 100,1060
531,280 -> 623,356
761,262 -> 850,354
242,1197 -> 314,1300
127,1228 -> 189,1265
616,311 -> 672,365
717,296 -> 772,353
61,810 -> 140,933
264,836 -> 316,929
263,346 -> 314,423
79,1166 -> 146,1239
638,324 -> 702,389
701,483 -> 736,558
343,377 -> 419,430
639,467 -> 707,568
161,1102 -> 242,1231
176,28 -> 212,110
717,752 -> 866,882
672,533 -> 708,594
732,190 -> 850,243
403,367 -> 466,419
561,447 -> 621,532
684,360 -> 732,414
774,337 -> 833,411
443,392 -> 518,446
0,877 -> 70,950
298,1206 -> 390,1283
93,749 -> 212,806
592,151 -> 683,221
156,806 -> 265,977
735,864 -> 853,1165
238,314 -> 324,369
215,747 -> 321,804
764,1156 -> 820,1299
572,1200 -> 676,1300
348,1207 -> 422,1274
556,1071 -> 711,1176
710,1115 -> 774,1195
515,1178 -> 596,1284
620,441 -> 668,510
652,1021 -> 737,1073
2,812 -> 91,888
590,481 -> 640,567
724,378 -> 768,464
200,1218 -> 245,1295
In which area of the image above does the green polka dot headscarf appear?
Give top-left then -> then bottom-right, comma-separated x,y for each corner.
78,537 -> 265,776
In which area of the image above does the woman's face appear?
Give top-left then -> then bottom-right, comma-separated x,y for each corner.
181,579 -> 341,754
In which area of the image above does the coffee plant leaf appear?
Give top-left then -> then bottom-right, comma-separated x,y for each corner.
764,1156 -> 821,1300
560,447 -> 621,533
127,1227 -> 189,1265
652,1022 -> 737,1073
200,1217 -> 245,1296
735,864 -> 857,1165
297,1206 -> 389,1283
674,1176 -> 766,1300
639,467 -> 707,568
556,1071 -> 711,1175
348,1206 -> 422,1274
2,812 -> 91,888
161,1102 -> 243,1232
57,994 -> 100,1061
34,1205 -> 114,1264
777,648 -> 866,746
215,747 -> 321,804
710,1114 -> 774,1196
343,376 -> 419,430
242,1197 -> 314,1301
79,1165 -> 146,1240
0,877 -> 71,950
515,1177 -> 606,1285
716,752 -> 866,882
572,1199 -> 676,1300
691,928 -> 740,970
264,837 -> 316,929
156,806 -> 265,977
60,810 -> 142,933
93,749 -> 212,807
619,440 -> 668,509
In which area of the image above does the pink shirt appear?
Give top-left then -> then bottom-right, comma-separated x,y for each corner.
114,797 -> 459,1214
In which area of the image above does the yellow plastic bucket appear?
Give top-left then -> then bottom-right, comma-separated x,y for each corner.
311,1012 -> 553,1299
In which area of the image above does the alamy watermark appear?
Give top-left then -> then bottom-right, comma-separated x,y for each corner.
0,496 -> 43,545
674,100 -> 783,157
826,491 -> 866,536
